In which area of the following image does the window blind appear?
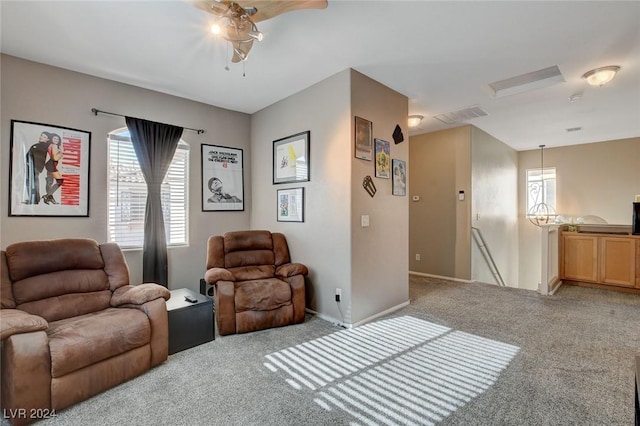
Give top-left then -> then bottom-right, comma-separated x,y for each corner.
107,131 -> 189,248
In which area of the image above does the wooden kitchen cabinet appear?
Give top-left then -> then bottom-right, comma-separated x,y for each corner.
599,236 -> 636,287
562,234 -> 598,282
561,230 -> 640,291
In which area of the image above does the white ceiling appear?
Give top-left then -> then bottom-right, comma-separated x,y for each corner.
1,0 -> 639,151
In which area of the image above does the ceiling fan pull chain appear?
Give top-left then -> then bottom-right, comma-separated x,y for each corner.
243,60 -> 246,77
225,43 -> 230,71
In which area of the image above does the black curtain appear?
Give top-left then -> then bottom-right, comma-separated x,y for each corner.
125,117 -> 183,287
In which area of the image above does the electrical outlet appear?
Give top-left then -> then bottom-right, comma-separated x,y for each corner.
335,288 -> 342,302
415,254 -> 421,261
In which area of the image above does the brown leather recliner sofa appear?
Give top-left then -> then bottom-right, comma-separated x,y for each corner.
204,230 -> 308,336
0,238 -> 171,425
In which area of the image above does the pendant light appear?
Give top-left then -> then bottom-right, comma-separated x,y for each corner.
528,144 -> 557,226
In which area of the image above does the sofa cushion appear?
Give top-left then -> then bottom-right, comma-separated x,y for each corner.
230,265 -> 276,281
13,269 -> 109,305
236,304 -> 294,334
234,278 -> 292,312
5,238 -> 104,282
225,250 -> 274,268
18,290 -> 112,323
48,308 -> 151,377
224,230 -> 273,252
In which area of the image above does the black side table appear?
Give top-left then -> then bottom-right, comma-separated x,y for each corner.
166,288 -> 214,355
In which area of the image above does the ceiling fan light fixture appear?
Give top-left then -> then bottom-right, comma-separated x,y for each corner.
210,22 -> 222,35
582,66 -> 620,86
408,115 -> 424,128
248,26 -> 263,42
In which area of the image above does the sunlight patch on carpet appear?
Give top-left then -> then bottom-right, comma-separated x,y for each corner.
265,316 -> 519,425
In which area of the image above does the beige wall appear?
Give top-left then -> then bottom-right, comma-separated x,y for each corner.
409,126 -> 471,280
518,137 -> 640,289
471,127 -> 519,287
251,69 -> 409,326
350,70 -> 409,325
0,55 -> 251,291
250,69 -> 352,324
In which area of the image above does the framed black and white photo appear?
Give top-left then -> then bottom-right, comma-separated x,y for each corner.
9,120 -> 91,217
277,187 -> 304,222
392,159 -> 407,196
354,116 -> 373,160
201,144 -> 244,211
273,131 -> 310,184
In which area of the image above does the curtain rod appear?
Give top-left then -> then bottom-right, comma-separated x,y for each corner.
91,108 -> 206,134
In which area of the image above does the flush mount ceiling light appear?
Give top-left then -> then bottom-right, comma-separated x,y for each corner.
582,66 -> 621,87
407,115 -> 424,128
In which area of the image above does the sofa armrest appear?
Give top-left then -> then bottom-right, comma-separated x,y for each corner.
111,284 -> 171,307
215,280 -> 236,336
276,262 -> 308,278
204,267 -> 235,285
0,309 -> 48,340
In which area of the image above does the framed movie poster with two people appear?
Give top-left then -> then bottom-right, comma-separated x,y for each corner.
201,144 -> 244,211
9,120 -> 91,217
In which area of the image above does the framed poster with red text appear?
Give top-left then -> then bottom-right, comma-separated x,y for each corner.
9,120 -> 91,216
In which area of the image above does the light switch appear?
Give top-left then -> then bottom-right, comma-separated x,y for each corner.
361,215 -> 370,227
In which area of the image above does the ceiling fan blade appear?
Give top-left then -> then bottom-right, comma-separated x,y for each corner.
231,40 -> 254,63
186,0 -> 231,16
235,0 -> 328,23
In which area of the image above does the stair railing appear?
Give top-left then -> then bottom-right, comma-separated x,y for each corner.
471,227 -> 506,287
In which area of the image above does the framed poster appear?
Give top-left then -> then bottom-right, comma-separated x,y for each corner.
277,187 -> 304,222
374,138 -> 391,179
201,144 -> 244,211
392,159 -> 407,196
273,131 -> 310,184
9,120 -> 91,217
354,116 -> 373,160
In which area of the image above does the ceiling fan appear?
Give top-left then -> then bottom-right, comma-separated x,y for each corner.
188,1 -> 328,63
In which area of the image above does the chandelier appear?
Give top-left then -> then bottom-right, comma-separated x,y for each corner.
528,144 -> 557,226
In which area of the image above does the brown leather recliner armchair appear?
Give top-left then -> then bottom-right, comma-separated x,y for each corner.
0,238 -> 171,425
204,230 -> 308,336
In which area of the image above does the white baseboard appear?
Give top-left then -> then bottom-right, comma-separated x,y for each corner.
409,271 -> 473,284
350,300 -> 410,328
306,299 -> 410,329
305,308 -> 350,329
548,278 -> 563,295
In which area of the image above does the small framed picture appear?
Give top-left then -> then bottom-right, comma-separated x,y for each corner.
392,159 -> 407,196
273,131 -> 310,184
9,120 -> 91,217
201,144 -> 244,211
354,116 -> 373,160
374,138 -> 391,179
277,187 -> 304,222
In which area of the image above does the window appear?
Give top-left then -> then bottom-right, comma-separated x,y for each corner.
526,167 -> 556,215
108,129 -> 189,248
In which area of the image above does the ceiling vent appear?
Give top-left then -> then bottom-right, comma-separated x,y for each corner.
433,105 -> 489,124
489,65 -> 565,98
